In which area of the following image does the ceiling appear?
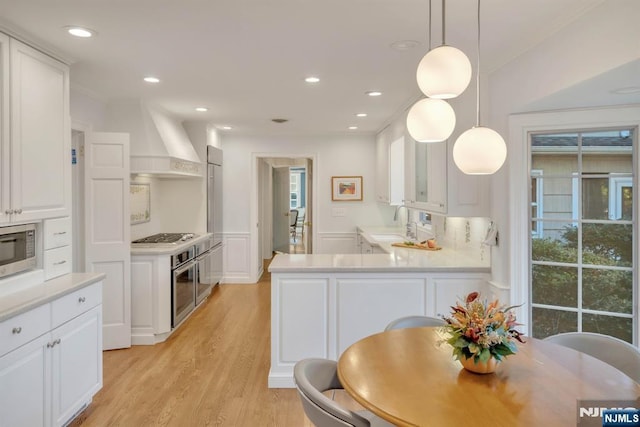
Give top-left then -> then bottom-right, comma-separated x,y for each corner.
0,0 -> 607,135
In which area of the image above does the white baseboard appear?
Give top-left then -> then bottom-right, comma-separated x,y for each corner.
268,371 -> 295,388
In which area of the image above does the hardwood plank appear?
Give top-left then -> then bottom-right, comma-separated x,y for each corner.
68,260 -> 360,427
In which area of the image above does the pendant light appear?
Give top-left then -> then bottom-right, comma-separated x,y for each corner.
452,0 -> 506,175
416,0 -> 472,99
406,0 -> 456,143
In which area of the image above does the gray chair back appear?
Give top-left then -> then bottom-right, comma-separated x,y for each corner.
544,332 -> 640,383
384,315 -> 445,331
294,358 -> 371,427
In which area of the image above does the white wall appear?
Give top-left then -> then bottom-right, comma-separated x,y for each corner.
221,133 -> 396,243
488,0 -> 640,290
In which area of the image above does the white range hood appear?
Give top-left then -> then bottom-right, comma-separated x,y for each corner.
106,101 -> 203,178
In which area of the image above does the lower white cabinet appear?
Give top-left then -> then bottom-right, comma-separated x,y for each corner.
269,270 -> 490,387
0,283 -> 102,427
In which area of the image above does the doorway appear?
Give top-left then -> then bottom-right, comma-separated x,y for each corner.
251,154 -> 315,280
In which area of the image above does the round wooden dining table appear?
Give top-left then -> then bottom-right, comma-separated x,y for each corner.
337,327 -> 640,426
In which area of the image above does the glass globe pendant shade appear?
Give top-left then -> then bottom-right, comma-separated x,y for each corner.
406,98 -> 456,143
416,45 -> 472,99
453,126 -> 507,174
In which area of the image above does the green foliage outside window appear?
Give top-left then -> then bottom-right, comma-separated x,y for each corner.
531,223 -> 633,342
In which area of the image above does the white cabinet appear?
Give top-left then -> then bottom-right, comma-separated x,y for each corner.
43,217 -> 72,280
1,36 -> 70,224
0,33 -> 10,224
375,128 -> 404,206
269,270 -> 490,387
405,138 -> 447,213
428,274 -> 491,318
0,282 -> 102,427
51,306 -> 102,427
375,134 -> 390,204
404,136 -> 489,217
130,254 -> 173,344
0,333 -> 51,427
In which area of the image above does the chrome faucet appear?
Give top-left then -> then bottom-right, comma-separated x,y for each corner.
393,204 -> 406,221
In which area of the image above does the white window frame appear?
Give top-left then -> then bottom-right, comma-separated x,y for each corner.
610,176 -> 633,220
531,169 -> 544,238
508,106 -> 639,343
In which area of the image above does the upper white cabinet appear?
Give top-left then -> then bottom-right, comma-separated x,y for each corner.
404,137 -> 448,213
0,36 -> 70,224
404,135 -> 489,217
375,122 -> 405,206
375,105 -> 489,217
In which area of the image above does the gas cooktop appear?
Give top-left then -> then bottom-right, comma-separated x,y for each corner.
132,233 -> 195,244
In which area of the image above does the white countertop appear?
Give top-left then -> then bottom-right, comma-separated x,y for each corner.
0,272 -> 106,322
130,233 -> 213,256
269,225 -> 490,273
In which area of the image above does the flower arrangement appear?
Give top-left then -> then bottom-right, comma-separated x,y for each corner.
443,291 -> 525,365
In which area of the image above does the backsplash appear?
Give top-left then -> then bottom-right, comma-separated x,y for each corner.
413,213 -> 492,263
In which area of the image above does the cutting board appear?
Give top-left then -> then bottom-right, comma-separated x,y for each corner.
391,243 -> 442,251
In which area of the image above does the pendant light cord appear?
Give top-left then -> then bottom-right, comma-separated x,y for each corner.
428,0 -> 431,50
475,0 -> 481,126
441,0 -> 446,45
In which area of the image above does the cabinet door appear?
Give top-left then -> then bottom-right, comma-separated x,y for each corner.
50,306 -> 102,427
408,138 -> 447,213
0,33 -> 9,225
0,333 -> 51,427
432,276 -> 488,318
10,39 -> 70,222
375,135 -> 389,203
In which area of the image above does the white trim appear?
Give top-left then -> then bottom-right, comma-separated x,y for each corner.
250,152 -> 319,282
509,105 -> 640,341
610,177 -> 633,220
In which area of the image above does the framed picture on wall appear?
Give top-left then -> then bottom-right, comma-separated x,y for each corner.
331,176 -> 363,201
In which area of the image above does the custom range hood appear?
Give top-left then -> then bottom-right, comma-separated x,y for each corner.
106,101 -> 203,178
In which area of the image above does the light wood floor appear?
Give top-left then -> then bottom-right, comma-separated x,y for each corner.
69,259 -> 360,427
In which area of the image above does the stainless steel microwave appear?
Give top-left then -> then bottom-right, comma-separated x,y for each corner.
0,224 -> 36,279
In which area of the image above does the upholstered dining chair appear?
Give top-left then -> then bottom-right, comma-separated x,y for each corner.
384,315 -> 445,331
293,358 -> 394,427
544,332 -> 640,383
290,209 -> 299,242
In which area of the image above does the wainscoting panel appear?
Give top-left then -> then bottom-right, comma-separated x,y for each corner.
223,233 -> 252,284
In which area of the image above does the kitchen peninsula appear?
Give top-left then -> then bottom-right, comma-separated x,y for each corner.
268,228 -> 497,388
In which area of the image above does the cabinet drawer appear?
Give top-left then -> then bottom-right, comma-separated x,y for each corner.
43,217 -> 71,249
51,282 -> 101,328
44,245 -> 72,280
0,303 -> 51,357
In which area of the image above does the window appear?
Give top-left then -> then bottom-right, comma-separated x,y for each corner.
529,129 -> 635,343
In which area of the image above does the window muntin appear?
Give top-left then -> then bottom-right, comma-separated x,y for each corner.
529,128 -> 635,343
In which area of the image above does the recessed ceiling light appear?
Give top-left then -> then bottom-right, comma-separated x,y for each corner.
305,76 -> 320,83
143,76 -> 160,83
348,126 -> 358,130
222,126 -> 232,130
272,118 -> 289,123
611,86 -> 640,95
365,91 -> 382,97
195,107 -> 208,112
65,26 -> 96,38
356,113 -> 367,118
390,40 -> 420,51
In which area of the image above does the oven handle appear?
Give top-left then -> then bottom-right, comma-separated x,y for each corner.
173,259 -> 196,276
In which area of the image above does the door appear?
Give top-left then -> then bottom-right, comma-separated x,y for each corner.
304,159 -> 313,253
272,167 -> 291,253
84,132 -> 131,350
